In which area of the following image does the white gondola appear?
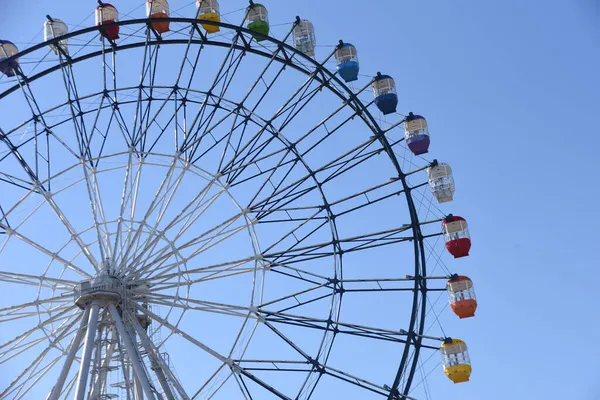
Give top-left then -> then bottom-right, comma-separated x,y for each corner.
44,18 -> 69,55
293,19 -> 316,57
427,161 -> 455,203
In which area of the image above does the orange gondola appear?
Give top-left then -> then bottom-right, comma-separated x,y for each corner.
447,275 -> 477,319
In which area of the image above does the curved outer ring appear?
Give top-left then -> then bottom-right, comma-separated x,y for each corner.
0,17 -> 429,399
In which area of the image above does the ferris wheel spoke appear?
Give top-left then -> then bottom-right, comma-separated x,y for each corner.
0,310 -> 81,398
0,223 -> 92,278
110,147 -> 134,264
143,253 -> 255,280
174,18 -> 209,91
217,123 -> 282,186
249,137 -> 390,223
123,309 -> 185,400
116,152 -> 145,266
122,162 -> 189,270
124,177 -> 228,277
250,175 -> 318,223
182,33 -> 246,160
259,319 -> 400,395
130,193 -> 227,275
262,291 -> 333,316
137,303 -> 292,399
177,97 -> 249,161
312,137 -> 391,185
0,303 -> 72,325
136,304 -> 230,362
143,293 -> 252,319
0,142 -> 99,273
57,60 -> 95,162
0,271 -> 77,290
199,30 -> 301,170
254,316 -> 424,399
118,155 -> 180,268
38,192 -> 100,271
293,81 -> 373,151
190,362 -> 232,400
259,311 -> 410,345
0,307 -> 79,361
262,225 -> 413,265
12,76 -> 80,189
61,371 -> 79,400
11,350 -> 65,400
81,161 -> 113,262
132,31 -> 160,148
98,42 -> 137,150
0,293 -> 72,315
225,144 -> 295,189
45,306 -> 88,400
0,126 -> 66,195
231,372 -> 255,400
260,208 -> 328,255
130,208 -> 248,280
133,214 -> 252,282
137,256 -> 257,289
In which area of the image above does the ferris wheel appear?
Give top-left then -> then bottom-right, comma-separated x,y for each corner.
0,1 -> 478,399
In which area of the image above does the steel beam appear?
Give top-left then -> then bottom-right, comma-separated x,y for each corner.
74,303 -> 100,400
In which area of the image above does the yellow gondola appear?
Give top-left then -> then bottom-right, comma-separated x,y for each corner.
196,0 -> 220,33
441,338 -> 472,384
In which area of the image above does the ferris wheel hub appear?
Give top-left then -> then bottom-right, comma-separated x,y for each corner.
73,274 -> 124,309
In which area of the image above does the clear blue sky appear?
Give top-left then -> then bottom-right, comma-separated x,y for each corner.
1,0 -> 599,399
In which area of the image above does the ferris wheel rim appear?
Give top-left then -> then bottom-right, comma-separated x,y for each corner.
0,15 -> 434,400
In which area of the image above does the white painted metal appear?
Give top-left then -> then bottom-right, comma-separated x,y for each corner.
89,327 -> 117,399
127,309 -> 189,400
108,304 -> 156,400
47,308 -> 90,400
74,303 -> 100,400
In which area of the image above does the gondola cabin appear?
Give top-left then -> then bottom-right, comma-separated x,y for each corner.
372,73 -> 397,115
441,338 -> 471,384
246,3 -> 269,41
404,112 -> 430,155
427,161 -> 455,203
335,42 -> 359,82
147,0 -> 170,34
293,19 -> 316,57
447,276 -> 477,319
442,215 -> 471,258
196,0 -> 220,33
0,41 -> 19,77
96,3 -> 120,41
44,18 -> 69,55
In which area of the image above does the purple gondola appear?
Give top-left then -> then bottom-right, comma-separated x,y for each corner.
404,112 -> 430,155
0,40 -> 19,77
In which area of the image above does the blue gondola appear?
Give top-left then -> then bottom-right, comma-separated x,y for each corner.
335,42 -> 359,82
372,72 -> 397,115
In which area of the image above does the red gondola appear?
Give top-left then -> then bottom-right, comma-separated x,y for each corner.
96,3 -> 120,41
442,215 -> 471,258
